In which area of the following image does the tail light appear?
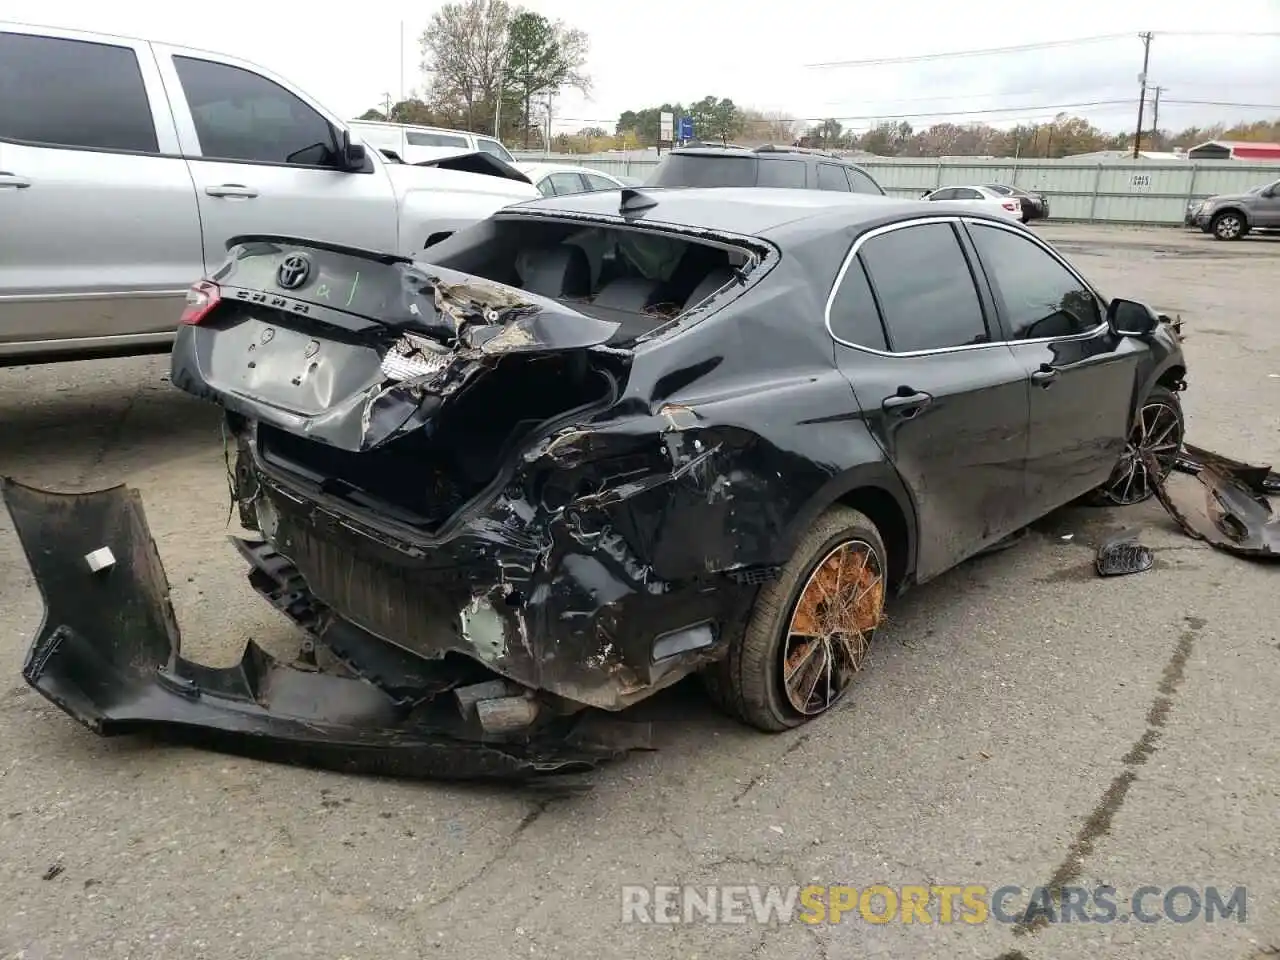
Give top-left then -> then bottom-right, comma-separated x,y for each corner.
180,280 -> 221,326
1002,201 -> 1020,212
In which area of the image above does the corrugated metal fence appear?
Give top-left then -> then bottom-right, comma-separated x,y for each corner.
511,152 -> 1280,226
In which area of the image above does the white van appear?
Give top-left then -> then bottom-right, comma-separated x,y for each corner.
348,120 -> 516,165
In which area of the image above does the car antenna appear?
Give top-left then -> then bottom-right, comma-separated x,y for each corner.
619,188 -> 658,215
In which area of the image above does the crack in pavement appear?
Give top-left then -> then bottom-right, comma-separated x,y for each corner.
732,732 -> 812,805
1011,615 -> 1204,938
73,381 -> 151,489
417,798 -> 552,913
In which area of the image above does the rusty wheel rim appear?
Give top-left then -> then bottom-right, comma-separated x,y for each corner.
781,539 -> 884,716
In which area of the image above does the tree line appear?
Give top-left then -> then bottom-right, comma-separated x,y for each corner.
608,106 -> 1280,158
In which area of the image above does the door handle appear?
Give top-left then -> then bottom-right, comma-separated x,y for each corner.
882,390 -> 933,418
205,184 -> 258,199
1031,363 -> 1058,387
0,172 -> 31,189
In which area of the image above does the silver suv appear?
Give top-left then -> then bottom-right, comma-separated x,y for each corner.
1188,178 -> 1280,240
0,23 -> 539,365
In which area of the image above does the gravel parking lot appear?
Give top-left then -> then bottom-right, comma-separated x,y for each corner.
1,223 -> 1278,960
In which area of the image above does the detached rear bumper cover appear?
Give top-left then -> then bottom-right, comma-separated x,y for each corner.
1,479 -> 633,781
1158,444 -> 1280,560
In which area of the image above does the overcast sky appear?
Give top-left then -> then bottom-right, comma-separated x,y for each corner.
7,0 -> 1280,136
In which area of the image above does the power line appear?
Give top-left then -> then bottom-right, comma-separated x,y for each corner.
803,29 -> 1280,70
805,33 -> 1131,68
1156,30 -> 1280,37
1163,98 -> 1280,109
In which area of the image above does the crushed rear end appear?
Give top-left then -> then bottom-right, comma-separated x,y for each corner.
5,220 -> 767,778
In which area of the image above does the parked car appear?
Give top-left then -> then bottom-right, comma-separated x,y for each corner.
645,144 -> 885,194
516,162 -> 634,196
984,183 -> 1050,221
1188,178 -> 1280,240
6,187 -> 1188,774
0,23 -> 539,365
920,185 -> 1024,221
347,119 -> 516,165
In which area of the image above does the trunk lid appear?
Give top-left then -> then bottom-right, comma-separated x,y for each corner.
175,237 -> 623,453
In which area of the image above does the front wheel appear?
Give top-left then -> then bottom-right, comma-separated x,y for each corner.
1210,211 -> 1246,241
705,506 -> 887,731
1095,386 -> 1185,505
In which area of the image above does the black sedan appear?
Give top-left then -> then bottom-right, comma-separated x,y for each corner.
3,189 -> 1186,778
986,183 -> 1051,221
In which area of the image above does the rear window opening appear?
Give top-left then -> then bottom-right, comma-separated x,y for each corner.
420,218 -> 753,343
256,351 -> 617,531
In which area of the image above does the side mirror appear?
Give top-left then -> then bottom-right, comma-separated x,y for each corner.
1107,297 -> 1160,338
338,129 -> 368,171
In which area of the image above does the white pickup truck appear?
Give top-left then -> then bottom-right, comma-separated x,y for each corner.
0,22 -> 540,364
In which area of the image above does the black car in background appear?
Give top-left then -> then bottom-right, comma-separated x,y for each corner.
647,144 -> 886,195
986,183 -> 1050,221
6,188 -> 1187,779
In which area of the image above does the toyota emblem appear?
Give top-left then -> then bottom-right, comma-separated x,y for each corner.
277,253 -> 313,290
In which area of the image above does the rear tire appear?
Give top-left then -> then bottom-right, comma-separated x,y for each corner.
705,506 -> 887,732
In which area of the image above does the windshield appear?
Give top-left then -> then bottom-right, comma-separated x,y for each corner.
647,154 -> 758,187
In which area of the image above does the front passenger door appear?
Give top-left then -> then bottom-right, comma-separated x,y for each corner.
964,221 -> 1143,514
1255,179 -> 1280,227
829,220 -> 1030,581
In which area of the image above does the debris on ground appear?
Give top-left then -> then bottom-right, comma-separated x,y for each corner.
1095,528 -> 1154,577
1155,444 -> 1280,562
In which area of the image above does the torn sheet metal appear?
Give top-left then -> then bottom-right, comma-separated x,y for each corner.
176,238 -> 623,455
1154,445 -> 1280,561
0,478 -> 645,782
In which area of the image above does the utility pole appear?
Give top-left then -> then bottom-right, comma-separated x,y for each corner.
1132,31 -> 1153,158
1150,85 -> 1163,144
545,92 -> 553,154
382,92 -> 393,119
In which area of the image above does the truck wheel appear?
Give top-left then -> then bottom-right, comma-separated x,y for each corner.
1210,211 -> 1246,241
1094,386 -> 1184,505
705,506 -> 887,731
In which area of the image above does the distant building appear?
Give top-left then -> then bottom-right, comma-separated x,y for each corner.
1186,140 -> 1280,161
1065,148 -> 1187,162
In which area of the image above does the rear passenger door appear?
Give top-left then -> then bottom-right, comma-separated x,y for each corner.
152,46 -> 398,273
963,219 -> 1140,512
0,27 -> 203,349
828,218 -> 1031,580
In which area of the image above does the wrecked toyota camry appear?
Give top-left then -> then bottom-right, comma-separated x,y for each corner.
4,187 -> 1188,780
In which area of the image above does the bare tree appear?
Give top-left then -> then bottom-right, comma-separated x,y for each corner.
419,0 -> 514,131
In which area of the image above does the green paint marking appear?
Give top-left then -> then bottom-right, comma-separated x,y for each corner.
346,271 -> 360,307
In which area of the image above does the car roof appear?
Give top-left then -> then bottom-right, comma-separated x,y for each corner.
667,144 -> 865,165
505,186 -> 960,239
518,163 -> 616,178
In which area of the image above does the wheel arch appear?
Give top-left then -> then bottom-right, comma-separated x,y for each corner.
1211,206 -> 1251,227
779,462 -> 918,593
